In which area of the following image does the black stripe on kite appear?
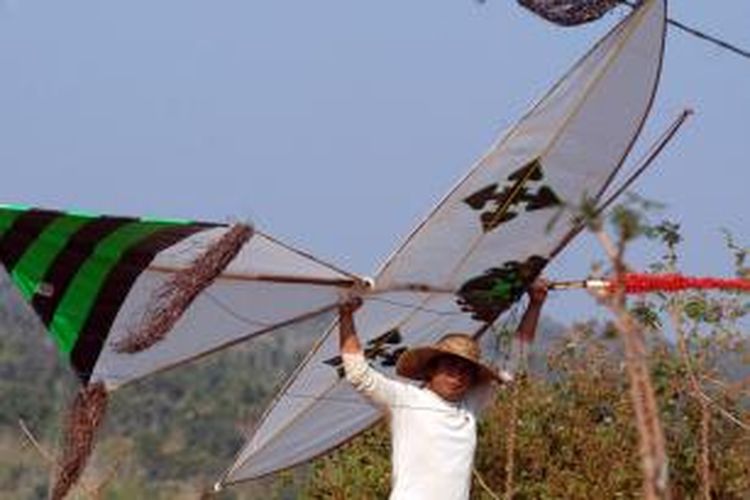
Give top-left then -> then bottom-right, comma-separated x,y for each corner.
70,223 -> 214,383
0,209 -> 62,272
32,216 -> 136,326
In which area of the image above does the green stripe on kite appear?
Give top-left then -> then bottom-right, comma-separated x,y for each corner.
71,223 -> 208,382
10,215 -> 91,300
0,204 -> 32,210
65,209 -> 100,219
0,206 -> 29,239
49,220 -> 188,354
140,216 -> 194,225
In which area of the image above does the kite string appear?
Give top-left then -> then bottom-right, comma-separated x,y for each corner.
618,0 -> 750,60
203,291 -> 273,327
366,296 -> 465,316
666,15 -> 750,60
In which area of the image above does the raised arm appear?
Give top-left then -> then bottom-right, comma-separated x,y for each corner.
338,298 -> 409,409
339,298 -> 363,354
516,278 -> 549,343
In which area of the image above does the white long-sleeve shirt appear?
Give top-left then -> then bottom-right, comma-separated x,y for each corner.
342,352 -> 492,500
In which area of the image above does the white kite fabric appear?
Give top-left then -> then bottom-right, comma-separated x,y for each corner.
220,0 -> 666,485
92,228 -> 358,389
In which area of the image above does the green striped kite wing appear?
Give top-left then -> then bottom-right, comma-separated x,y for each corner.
0,205 -> 357,388
0,205 -> 215,381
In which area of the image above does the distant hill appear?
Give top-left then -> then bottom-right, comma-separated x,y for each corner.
0,272 -> 315,498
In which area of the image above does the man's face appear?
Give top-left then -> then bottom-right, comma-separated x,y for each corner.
427,355 -> 476,402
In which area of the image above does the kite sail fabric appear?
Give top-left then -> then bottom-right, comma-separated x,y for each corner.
0,204 -> 359,389
220,0 -> 666,486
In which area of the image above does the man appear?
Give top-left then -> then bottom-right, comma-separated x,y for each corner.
339,280 -> 548,500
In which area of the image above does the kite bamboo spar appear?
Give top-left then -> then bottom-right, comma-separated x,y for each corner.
367,274 -> 750,298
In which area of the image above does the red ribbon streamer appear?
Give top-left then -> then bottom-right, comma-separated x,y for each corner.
608,273 -> 750,294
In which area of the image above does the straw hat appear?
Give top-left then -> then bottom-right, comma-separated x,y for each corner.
396,333 -> 509,384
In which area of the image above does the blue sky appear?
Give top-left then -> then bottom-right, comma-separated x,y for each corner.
1,0 -> 748,324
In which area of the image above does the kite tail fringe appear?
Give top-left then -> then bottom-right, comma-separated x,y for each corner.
517,0 -> 623,27
51,382 -> 108,500
115,223 -> 253,354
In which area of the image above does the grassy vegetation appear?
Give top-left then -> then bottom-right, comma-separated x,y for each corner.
304,328 -> 749,499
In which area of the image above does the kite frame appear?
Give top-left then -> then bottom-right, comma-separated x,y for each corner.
218,0 -> 669,486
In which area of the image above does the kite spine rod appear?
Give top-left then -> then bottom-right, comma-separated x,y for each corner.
374,273 -> 750,296
372,280 -> 605,295
548,279 -> 608,291
148,265 -> 359,287
595,108 -> 693,215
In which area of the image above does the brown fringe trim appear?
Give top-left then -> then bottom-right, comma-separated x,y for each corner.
114,223 -> 253,354
51,382 -> 109,500
517,0 -> 622,27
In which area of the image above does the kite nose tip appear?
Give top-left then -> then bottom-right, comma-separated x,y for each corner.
213,482 -> 224,493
